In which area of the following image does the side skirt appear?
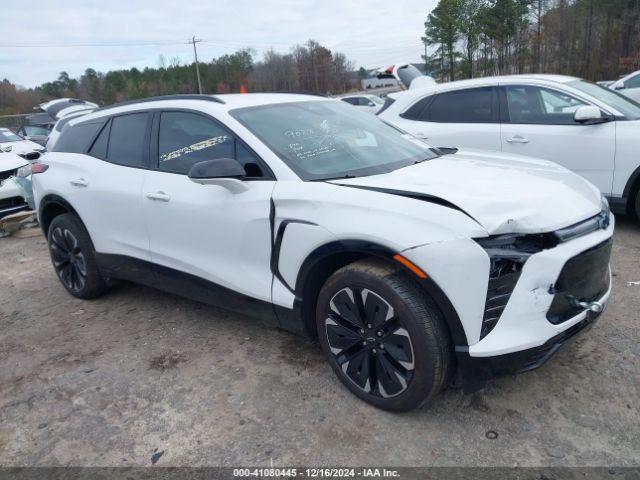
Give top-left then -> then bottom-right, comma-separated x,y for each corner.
94,253 -> 284,327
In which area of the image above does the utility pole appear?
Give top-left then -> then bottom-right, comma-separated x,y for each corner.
188,35 -> 203,94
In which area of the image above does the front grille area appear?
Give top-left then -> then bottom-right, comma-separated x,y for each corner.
0,168 -> 18,182
481,259 -> 523,339
547,239 -> 612,324
0,196 -> 28,211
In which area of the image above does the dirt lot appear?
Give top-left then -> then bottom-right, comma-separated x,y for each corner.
0,217 -> 639,467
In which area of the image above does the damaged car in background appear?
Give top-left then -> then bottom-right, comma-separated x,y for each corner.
0,150 -> 34,219
32,93 -> 613,411
0,128 -> 45,158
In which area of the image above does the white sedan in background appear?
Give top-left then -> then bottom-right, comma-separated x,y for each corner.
0,128 -> 45,157
340,94 -> 385,114
379,74 -> 640,220
609,70 -> 640,103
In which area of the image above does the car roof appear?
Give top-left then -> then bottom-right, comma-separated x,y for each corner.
411,74 -> 580,93
390,74 -> 582,102
76,93 -> 330,123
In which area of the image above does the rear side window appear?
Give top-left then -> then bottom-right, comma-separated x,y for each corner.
426,87 -> 494,123
341,98 -> 358,105
107,113 -> 150,168
625,74 -> 640,89
52,121 -> 104,153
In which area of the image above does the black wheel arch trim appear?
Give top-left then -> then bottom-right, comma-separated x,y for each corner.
622,164 -> 640,209
39,194 -> 85,235
288,239 -> 469,347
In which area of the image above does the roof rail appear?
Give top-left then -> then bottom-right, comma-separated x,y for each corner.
94,94 -> 225,113
272,91 -> 327,97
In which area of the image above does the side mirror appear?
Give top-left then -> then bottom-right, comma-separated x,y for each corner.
574,105 -> 604,124
188,158 -> 248,192
613,81 -> 625,90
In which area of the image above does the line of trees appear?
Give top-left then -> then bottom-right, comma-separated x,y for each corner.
0,40 -> 356,115
423,0 -> 640,82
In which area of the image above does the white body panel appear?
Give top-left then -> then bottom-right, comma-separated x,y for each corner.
500,122 -> 615,194
35,153 -> 150,260
142,171 -> 275,302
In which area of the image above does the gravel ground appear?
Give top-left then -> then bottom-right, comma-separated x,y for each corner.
0,217 -> 638,467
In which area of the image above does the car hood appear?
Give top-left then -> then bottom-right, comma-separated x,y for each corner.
0,152 -> 29,171
330,149 -> 602,235
0,140 -> 44,155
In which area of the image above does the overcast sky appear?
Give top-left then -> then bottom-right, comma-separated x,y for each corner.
1,0 -> 437,88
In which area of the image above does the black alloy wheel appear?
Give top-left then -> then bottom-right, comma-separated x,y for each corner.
324,286 -> 415,398
49,226 -> 87,293
47,214 -> 107,299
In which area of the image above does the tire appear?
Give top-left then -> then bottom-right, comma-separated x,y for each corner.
316,258 -> 453,412
635,189 -> 640,222
47,214 -> 107,299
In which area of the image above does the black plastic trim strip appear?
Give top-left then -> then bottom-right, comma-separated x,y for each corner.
335,184 -> 480,223
94,253 -> 279,325
270,218 -> 318,293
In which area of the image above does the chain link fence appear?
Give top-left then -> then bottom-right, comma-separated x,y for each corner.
0,114 -> 28,131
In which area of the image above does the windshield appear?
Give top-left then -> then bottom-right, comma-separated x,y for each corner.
569,80 -> 640,119
23,125 -> 50,136
231,100 -> 438,180
0,130 -> 23,143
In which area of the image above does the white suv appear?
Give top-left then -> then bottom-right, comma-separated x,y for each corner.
378,75 -> 640,220
32,94 -> 613,411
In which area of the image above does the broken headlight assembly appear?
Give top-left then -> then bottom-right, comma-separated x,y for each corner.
474,234 -> 557,339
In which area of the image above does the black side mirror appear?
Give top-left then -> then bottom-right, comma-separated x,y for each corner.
188,158 -> 245,182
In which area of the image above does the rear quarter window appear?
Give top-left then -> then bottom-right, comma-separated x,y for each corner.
52,121 -> 104,154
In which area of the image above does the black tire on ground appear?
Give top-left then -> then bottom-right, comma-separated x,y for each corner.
316,258 -> 453,412
47,213 -> 107,300
635,189 -> 640,222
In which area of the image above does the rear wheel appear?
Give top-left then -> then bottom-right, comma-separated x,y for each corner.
635,189 -> 640,222
47,214 -> 107,299
316,258 -> 453,412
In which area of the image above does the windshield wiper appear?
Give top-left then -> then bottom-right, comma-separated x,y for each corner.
313,173 -> 357,182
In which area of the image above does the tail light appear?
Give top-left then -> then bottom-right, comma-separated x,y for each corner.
30,162 -> 49,174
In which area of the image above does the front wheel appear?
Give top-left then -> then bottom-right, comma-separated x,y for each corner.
316,258 -> 453,412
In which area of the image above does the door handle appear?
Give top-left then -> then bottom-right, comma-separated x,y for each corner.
414,132 -> 429,140
506,135 -> 530,144
145,191 -> 171,202
70,178 -> 89,187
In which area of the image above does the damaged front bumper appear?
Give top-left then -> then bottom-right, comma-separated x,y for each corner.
0,177 -> 30,219
403,211 -> 614,393
456,307 -> 603,393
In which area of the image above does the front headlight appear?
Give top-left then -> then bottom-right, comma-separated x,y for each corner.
601,195 -> 610,218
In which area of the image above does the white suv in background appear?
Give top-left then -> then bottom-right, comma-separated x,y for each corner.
378,75 -> 640,220
32,94 -> 613,411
